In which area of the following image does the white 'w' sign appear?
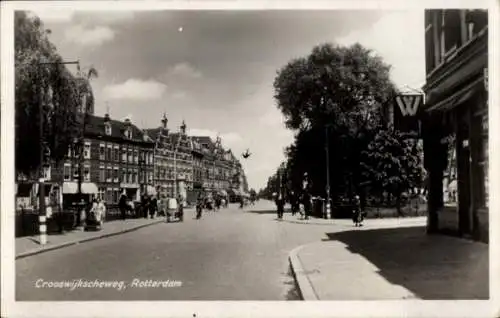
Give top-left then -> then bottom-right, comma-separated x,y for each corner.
395,94 -> 422,117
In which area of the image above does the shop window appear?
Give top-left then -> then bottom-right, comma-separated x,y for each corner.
113,189 -> 119,203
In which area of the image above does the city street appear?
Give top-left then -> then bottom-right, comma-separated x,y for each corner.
16,201 -> 330,301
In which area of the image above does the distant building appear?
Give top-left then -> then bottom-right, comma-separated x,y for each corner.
422,9 -> 488,242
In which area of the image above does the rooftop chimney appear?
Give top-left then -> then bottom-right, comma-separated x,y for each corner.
180,120 -> 187,135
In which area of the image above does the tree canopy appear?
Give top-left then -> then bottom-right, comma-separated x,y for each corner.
271,42 -> 423,204
15,11 -> 96,177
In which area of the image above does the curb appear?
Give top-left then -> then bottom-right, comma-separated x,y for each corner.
15,219 -> 164,260
288,244 -> 320,300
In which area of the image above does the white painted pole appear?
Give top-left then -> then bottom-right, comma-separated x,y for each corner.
38,214 -> 47,245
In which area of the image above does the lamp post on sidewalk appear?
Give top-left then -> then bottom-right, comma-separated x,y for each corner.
325,123 -> 332,219
35,59 -> 80,244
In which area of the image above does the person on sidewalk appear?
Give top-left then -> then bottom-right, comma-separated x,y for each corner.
352,195 -> 364,227
289,191 -> 299,216
119,192 -> 128,221
301,173 -> 312,220
275,192 -> 285,219
150,196 -> 157,219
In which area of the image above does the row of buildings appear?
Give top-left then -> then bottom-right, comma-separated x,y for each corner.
421,9 -> 488,242
16,110 -> 249,210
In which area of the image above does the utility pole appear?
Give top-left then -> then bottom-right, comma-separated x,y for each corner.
36,59 -> 80,244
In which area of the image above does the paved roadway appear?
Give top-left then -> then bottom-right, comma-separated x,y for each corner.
16,201 -> 332,301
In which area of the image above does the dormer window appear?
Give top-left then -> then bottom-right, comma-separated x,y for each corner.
105,123 -> 112,136
125,128 -> 132,139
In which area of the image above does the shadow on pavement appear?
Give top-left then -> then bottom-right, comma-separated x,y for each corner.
325,226 -> 489,300
283,265 -> 301,301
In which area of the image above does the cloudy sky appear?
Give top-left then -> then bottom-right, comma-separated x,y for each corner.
29,8 -> 425,190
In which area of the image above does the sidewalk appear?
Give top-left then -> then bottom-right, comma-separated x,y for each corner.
282,215 -> 427,228
289,224 -> 489,300
16,217 -> 166,259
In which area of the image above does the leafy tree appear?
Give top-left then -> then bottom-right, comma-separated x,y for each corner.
361,129 -> 424,215
273,43 -> 396,200
15,11 -> 96,177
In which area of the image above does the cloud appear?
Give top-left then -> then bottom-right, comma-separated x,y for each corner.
64,25 -> 115,47
166,62 -> 203,79
76,11 -> 136,25
102,79 -> 167,101
29,10 -> 75,23
335,10 -> 425,89
259,109 -> 285,127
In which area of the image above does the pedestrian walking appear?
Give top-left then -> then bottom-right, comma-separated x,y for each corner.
352,195 -> 364,227
275,192 -> 285,219
301,173 -> 312,220
119,192 -> 128,220
289,191 -> 299,216
150,196 -> 157,219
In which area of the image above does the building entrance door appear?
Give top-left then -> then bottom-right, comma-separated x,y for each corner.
456,108 -> 473,236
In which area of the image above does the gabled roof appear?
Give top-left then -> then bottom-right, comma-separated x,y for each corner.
85,115 -> 153,145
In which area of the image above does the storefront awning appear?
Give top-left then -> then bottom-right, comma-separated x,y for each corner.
63,182 -> 98,194
426,77 -> 483,113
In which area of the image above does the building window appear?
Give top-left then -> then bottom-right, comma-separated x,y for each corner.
106,188 -> 113,203
105,124 -> 112,136
63,163 -> 71,181
99,144 -> 105,160
73,164 -> 80,180
114,146 -> 119,162
84,165 -> 90,182
121,169 -> 126,183
134,150 -> 138,164
465,10 -> 488,41
442,10 -> 461,56
113,189 -> 119,203
128,149 -> 132,163
98,187 -> 106,201
67,145 -> 72,158
125,129 -> 132,139
107,166 -> 112,182
84,142 -> 91,159
134,169 -> 138,183
100,165 -> 105,182
113,167 -> 119,182
128,170 -> 132,184
122,147 -> 127,163
107,145 -> 112,161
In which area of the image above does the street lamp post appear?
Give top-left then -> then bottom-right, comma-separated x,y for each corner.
35,59 -> 80,244
325,124 -> 331,219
